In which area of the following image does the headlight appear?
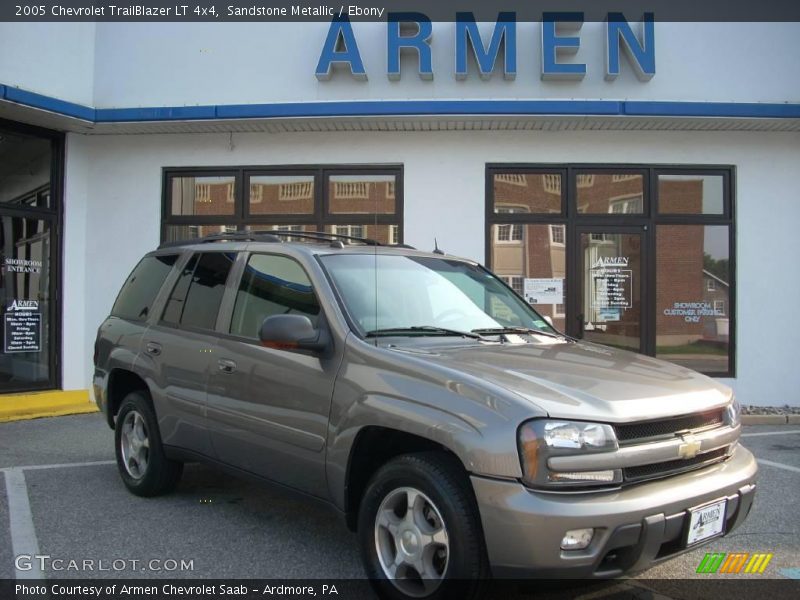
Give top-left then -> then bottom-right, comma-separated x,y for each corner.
518,419 -> 620,489
725,397 -> 741,428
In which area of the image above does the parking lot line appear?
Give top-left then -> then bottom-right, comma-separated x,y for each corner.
0,460 -> 115,473
741,430 -> 800,438
4,468 -> 43,579
757,458 -> 800,474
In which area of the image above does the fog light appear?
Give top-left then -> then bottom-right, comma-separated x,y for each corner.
548,470 -> 616,483
561,528 -> 594,550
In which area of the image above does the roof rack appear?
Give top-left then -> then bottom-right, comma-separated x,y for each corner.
157,229 -> 382,250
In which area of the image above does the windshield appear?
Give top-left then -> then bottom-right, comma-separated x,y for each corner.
319,254 -> 557,337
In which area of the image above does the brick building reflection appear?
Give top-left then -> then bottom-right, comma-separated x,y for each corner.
491,174 -> 729,368
169,175 -> 398,245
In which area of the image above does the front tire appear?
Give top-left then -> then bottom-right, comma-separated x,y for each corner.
114,390 -> 183,497
357,452 -> 489,600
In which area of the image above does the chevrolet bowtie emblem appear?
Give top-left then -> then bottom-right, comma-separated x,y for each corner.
678,433 -> 702,459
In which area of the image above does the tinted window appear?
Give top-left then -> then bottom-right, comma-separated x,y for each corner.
230,254 -> 320,338
111,254 -> 178,321
161,254 -> 198,324
162,253 -> 235,330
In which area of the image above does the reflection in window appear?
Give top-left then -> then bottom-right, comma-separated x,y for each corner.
0,131 -> 52,206
112,254 -> 178,322
164,224 -> 236,243
331,224 -> 366,241
328,174 -> 396,214
230,254 -> 320,338
164,167 -> 401,244
0,217 -> 52,385
324,224 -> 397,245
656,225 -> 730,373
576,174 -> 643,214
490,223 -> 566,331
170,176 -> 236,216
495,224 -> 523,243
248,175 -> 315,215
550,225 -> 565,245
493,173 -> 562,214
659,174 -> 724,215
162,253 -> 235,330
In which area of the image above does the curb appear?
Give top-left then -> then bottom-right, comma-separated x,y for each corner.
742,414 -> 797,425
0,390 -> 98,423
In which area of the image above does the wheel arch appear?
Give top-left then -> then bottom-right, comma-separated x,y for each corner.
106,369 -> 152,429
342,426 -> 468,531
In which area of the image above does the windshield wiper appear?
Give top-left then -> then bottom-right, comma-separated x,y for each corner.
365,326 -> 487,340
471,326 -> 570,341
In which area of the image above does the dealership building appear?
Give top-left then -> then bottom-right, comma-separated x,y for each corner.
0,18 -> 797,411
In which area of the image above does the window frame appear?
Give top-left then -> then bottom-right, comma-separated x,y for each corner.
0,118 -> 65,393
162,164 -> 404,242
227,251 -> 323,340
486,163 -> 736,378
157,250 -> 238,334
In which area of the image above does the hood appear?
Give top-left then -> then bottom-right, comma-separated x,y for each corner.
387,338 -> 732,423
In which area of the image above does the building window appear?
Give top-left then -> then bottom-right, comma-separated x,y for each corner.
495,174 -> 528,187
487,165 -> 735,377
492,172 -> 563,214
502,276 -> 524,296
279,180 -> 313,202
609,196 -> 643,214
549,225 -> 565,245
331,224 -> 366,241
495,224 -> 523,243
163,166 -> 402,246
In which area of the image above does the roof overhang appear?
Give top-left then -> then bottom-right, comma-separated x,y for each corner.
1,84 -> 799,134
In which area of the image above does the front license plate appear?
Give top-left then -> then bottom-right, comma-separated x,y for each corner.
686,499 -> 727,546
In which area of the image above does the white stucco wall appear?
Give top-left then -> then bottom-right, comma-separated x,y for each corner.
0,23 -> 96,106
66,128 -> 800,406
89,22 -> 800,107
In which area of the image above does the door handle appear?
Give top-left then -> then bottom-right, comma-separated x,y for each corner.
145,342 -> 162,356
218,359 -> 237,374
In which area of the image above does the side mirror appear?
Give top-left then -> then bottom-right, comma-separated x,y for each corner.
259,314 -> 330,354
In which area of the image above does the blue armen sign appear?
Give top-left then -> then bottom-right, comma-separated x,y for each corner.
316,13 -> 655,82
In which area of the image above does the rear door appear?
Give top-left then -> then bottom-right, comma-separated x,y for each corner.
141,251 -> 236,455
207,252 -> 339,498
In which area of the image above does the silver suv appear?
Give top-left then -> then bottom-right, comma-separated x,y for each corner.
94,231 -> 756,599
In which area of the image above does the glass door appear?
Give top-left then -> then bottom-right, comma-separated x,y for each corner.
575,227 -> 645,353
0,213 -> 55,391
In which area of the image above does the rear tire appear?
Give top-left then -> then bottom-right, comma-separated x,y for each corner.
114,390 -> 183,497
357,452 -> 490,600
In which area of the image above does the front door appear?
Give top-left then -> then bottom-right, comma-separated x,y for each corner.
574,227 -> 646,353
207,252 -> 337,499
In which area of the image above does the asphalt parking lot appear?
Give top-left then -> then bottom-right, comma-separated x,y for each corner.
0,415 -> 798,591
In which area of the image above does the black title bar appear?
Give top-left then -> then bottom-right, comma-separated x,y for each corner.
3,1 -> 800,22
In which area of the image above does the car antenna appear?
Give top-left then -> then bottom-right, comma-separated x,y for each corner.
433,238 -> 445,255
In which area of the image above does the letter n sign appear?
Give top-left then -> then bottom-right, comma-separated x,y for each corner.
606,13 -> 656,81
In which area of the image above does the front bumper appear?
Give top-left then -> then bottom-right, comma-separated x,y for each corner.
472,443 -> 757,578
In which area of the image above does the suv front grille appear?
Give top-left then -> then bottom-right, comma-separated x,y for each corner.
614,409 -> 725,445
623,447 -> 729,483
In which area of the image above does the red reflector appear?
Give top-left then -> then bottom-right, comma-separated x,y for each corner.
262,341 -> 299,350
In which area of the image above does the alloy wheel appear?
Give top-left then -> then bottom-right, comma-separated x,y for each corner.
120,410 -> 150,479
374,486 -> 450,597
